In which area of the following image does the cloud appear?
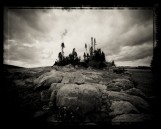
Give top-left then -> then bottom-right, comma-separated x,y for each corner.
112,43 -> 152,61
4,8 -> 153,67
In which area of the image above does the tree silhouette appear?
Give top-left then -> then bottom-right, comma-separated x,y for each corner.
101,51 -> 105,62
90,46 -> 93,57
111,60 -> 115,66
54,37 -> 107,68
72,48 -> 77,60
83,52 -> 86,61
61,42 -> 65,59
87,53 -> 89,59
85,43 -> 87,54
58,52 -> 62,62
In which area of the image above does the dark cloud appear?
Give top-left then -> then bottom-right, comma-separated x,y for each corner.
117,46 -> 153,61
9,9 -> 48,32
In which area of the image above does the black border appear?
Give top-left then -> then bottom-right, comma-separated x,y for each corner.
1,0 -> 160,129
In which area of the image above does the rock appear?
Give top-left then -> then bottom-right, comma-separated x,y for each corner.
85,111 -> 110,123
92,83 -> 107,93
49,83 -> 65,107
55,83 -> 111,122
112,114 -> 153,123
52,65 -> 75,72
42,105 -> 50,111
48,83 -> 57,93
106,91 -> 150,112
61,72 -> 85,84
124,71 -> 132,76
51,65 -> 59,70
124,88 -> 147,99
87,67 -> 93,70
99,81 -> 107,85
34,70 -> 63,90
83,71 -> 102,83
46,114 -> 59,123
109,101 -> 139,116
40,90 -> 50,102
108,79 -> 134,91
14,80 -> 26,86
25,78 -> 33,84
107,85 -> 121,92
33,111 -> 46,118
62,67 -> 75,72
65,64 -> 73,68
75,65 -> 78,68
56,84 -> 103,115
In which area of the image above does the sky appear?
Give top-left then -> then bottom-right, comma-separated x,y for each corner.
4,7 -> 153,68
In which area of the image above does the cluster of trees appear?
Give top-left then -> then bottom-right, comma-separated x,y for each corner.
83,48 -> 106,62
82,38 -> 115,68
54,37 -> 116,68
54,43 -> 80,66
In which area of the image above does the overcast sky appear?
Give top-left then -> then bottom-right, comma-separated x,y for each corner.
4,8 -> 153,68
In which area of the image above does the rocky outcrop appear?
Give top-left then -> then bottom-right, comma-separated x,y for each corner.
56,84 -> 102,115
34,70 -> 63,90
34,68 -> 152,123
106,91 -> 150,112
5,64 -> 155,125
49,83 -> 65,107
54,83 -> 111,122
123,88 -> 147,99
109,101 -> 139,116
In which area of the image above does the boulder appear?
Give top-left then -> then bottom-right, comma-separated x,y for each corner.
106,85 -> 121,92
109,101 -> 139,116
106,91 -> 150,112
124,88 -> 147,99
112,114 -> 153,123
33,111 -> 46,119
108,79 -> 134,91
49,83 -> 65,107
34,70 -> 63,90
92,83 -> 107,93
46,114 -> 59,123
40,90 -> 50,102
56,84 -> 103,116
55,83 -> 112,122
14,80 -> 26,87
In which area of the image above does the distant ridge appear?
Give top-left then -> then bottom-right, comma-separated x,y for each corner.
3,64 -> 25,69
